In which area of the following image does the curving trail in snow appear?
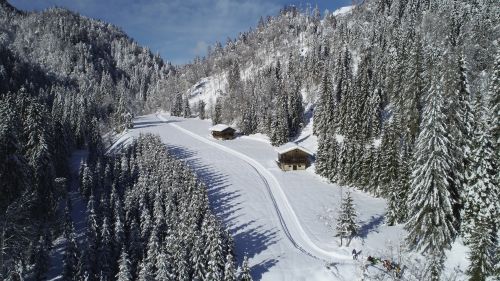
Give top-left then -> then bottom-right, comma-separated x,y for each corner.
156,113 -> 352,263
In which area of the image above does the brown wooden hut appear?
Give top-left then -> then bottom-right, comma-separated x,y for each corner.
276,143 -> 314,171
210,124 -> 236,140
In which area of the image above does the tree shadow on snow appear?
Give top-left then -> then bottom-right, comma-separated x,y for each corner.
358,215 -> 385,238
252,258 -> 279,280
132,119 -> 179,129
166,144 -> 280,278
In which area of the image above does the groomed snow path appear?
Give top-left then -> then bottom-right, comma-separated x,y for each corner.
112,114 -> 368,280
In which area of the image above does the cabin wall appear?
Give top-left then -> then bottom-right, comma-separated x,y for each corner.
279,162 -> 307,171
212,131 -> 235,140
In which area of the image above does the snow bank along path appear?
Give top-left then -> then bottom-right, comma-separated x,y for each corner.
156,114 -> 352,263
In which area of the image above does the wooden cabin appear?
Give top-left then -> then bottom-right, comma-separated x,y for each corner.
210,124 -> 236,140
276,143 -> 314,171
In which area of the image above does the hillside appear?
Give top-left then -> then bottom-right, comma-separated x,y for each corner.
164,0 -> 500,279
0,0 -> 499,280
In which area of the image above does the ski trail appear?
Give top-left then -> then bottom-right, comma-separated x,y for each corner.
156,114 -> 352,263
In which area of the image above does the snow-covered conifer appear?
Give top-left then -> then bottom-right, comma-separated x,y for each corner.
212,97 -> 223,125
405,82 -> 457,279
116,247 -> 132,281
198,100 -> 206,120
183,97 -> 191,118
335,191 -> 358,246
240,255 -> 253,281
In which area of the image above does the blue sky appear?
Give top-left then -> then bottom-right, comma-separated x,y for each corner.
9,0 -> 352,64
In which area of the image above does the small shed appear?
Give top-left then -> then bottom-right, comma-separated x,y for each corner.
276,143 -> 314,171
210,124 -> 236,140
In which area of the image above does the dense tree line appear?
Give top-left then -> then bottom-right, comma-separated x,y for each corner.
1,1 -> 177,279
63,134 -> 237,281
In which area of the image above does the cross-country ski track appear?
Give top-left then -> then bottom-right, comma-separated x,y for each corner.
156,113 -> 352,263
109,113 -> 398,280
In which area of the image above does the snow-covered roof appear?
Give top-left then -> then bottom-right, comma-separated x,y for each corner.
209,124 -> 234,132
276,142 -> 314,156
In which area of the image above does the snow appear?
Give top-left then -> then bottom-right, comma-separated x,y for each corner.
187,74 -> 226,108
275,142 -> 314,156
109,113 -> 468,280
335,133 -> 345,144
332,6 -> 355,17
210,124 -> 232,132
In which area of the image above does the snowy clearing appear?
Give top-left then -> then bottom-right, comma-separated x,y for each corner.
109,114 -> 468,280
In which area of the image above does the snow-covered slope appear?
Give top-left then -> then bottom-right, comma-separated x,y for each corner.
187,74 -> 227,108
332,5 -> 355,17
110,114 -> 469,280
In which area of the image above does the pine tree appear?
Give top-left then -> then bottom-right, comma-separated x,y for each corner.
98,216 -> 113,280
191,236 -> 206,281
313,70 -> 334,136
80,164 -> 94,198
405,83 -> 457,279
467,213 -> 496,281
171,92 -> 183,117
155,248 -> 174,281
443,55 -> 473,225
32,234 -> 50,280
85,193 -> 99,278
198,100 -> 206,120
116,247 -> 132,281
183,97 -> 191,118
240,255 -> 253,281
137,259 -> 155,281
488,51 -> 499,167
315,133 -> 330,177
212,97 -> 223,125
270,89 -> 289,146
335,191 -> 358,246
63,224 -> 80,281
223,252 -> 237,281
288,81 -> 304,137
462,97 -> 498,280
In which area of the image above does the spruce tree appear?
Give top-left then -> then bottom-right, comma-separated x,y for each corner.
488,51 -> 499,166
462,98 -> 498,280
467,213 -> 496,281
62,225 -> 80,281
183,97 -> 191,118
198,100 -> 206,120
240,255 -> 253,281
137,259 -> 154,281
191,236 -> 206,281
155,248 -> 174,280
212,97 -> 223,125
116,247 -> 132,281
270,88 -> 289,146
405,83 -> 457,279
335,191 -> 358,246
288,81 -> 304,137
223,252 -> 237,281
171,92 -> 183,117
98,216 -> 113,280
313,70 -> 334,136
32,234 -> 50,280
